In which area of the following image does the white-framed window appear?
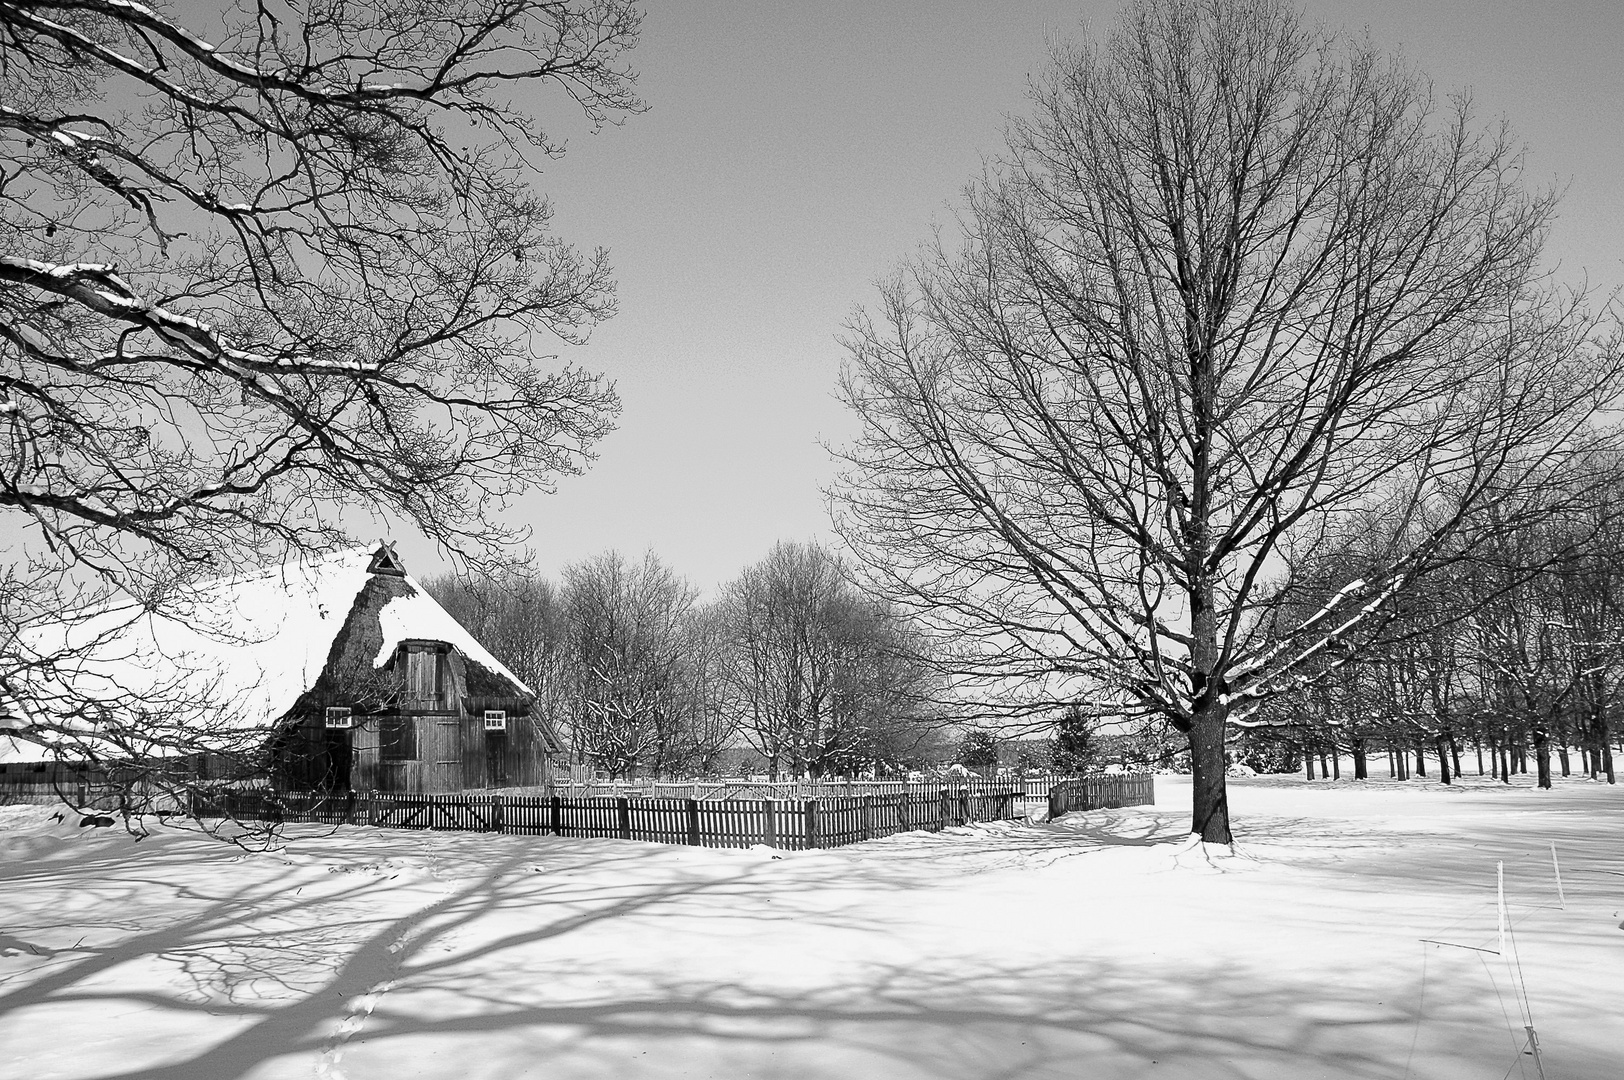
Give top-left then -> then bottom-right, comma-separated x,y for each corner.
324,706 -> 354,729
483,709 -> 507,732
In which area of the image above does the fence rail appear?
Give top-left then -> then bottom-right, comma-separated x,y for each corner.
1046,774 -> 1155,819
192,785 -> 1027,851
553,777 -> 1073,801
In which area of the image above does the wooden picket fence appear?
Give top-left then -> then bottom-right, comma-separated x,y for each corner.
194,785 -> 1026,850
556,777 -> 1043,801
1046,774 -> 1155,819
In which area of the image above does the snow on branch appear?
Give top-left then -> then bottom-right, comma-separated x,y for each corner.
0,258 -> 378,375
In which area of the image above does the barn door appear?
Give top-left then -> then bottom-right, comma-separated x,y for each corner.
321,728 -> 352,792
430,718 -> 461,792
486,732 -> 509,787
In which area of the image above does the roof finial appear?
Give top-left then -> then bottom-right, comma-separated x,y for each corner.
366,540 -> 407,577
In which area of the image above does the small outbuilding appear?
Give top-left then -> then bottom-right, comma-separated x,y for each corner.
0,544 -> 560,797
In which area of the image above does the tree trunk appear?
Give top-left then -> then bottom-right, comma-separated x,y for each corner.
1498,743 -> 1511,784
1451,740 -> 1462,778
1352,740 -> 1367,780
1330,748 -> 1340,780
1188,704 -> 1232,843
1388,747 -> 1397,778
1595,705 -> 1616,784
1533,728 -> 1552,790
1476,741 -> 1484,776
1414,739 -> 1426,778
1558,744 -> 1569,777
1305,742 -> 1315,780
1435,736 -> 1451,785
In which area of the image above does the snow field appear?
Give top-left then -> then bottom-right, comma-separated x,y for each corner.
1,775 -> 1620,1079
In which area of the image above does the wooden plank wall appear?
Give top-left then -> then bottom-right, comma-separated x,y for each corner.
1045,774 -> 1156,819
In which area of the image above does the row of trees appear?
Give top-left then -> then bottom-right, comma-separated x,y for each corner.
428,542 -> 946,779
1241,485 -> 1624,786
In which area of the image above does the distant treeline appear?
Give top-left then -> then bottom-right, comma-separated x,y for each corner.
426,541 -> 949,779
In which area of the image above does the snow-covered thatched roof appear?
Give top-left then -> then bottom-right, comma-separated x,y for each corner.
1,545 -> 532,764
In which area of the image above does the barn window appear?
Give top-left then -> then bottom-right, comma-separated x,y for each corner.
324,707 -> 353,729
399,642 -> 450,710
380,716 -> 416,761
483,710 -> 507,732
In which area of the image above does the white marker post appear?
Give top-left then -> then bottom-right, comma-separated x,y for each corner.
1550,842 -> 1566,909
1497,861 -> 1507,957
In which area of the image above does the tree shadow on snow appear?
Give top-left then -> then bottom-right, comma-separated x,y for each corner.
0,808 -> 1617,1080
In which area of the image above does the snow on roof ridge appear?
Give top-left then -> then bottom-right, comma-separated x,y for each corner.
375,567 -> 535,697
180,543 -> 374,593
29,545 -> 378,629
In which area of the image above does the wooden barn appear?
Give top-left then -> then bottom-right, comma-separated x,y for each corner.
1,544 -> 561,797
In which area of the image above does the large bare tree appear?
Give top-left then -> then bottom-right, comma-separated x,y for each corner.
1,0 -> 640,797
833,0 -> 1623,842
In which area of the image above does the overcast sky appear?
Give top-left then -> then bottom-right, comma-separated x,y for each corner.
406,0 -> 1624,594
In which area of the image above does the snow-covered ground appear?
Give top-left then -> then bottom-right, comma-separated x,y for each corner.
2,775 -> 1620,1080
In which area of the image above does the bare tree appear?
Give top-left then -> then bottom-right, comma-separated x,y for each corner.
1,0 -> 641,804
556,551 -> 702,778
429,558 -> 744,780
1550,477 -> 1624,783
716,541 -> 943,779
678,600 -> 744,775
833,0 -> 1622,842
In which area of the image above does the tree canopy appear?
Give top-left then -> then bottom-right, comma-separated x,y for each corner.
834,0 -> 1624,842
1,0 -> 640,588
1,0 -> 641,798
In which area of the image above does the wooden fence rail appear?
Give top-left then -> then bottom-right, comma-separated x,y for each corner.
191,785 -> 1027,851
554,777 -> 1048,801
1046,774 -> 1155,820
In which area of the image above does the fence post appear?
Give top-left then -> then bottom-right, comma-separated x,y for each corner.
617,796 -> 631,840
937,787 -> 948,832
685,798 -> 701,846
550,794 -> 562,836
803,799 -> 818,849
764,798 -> 777,849
861,793 -> 872,841
368,790 -> 380,828
491,794 -> 504,834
